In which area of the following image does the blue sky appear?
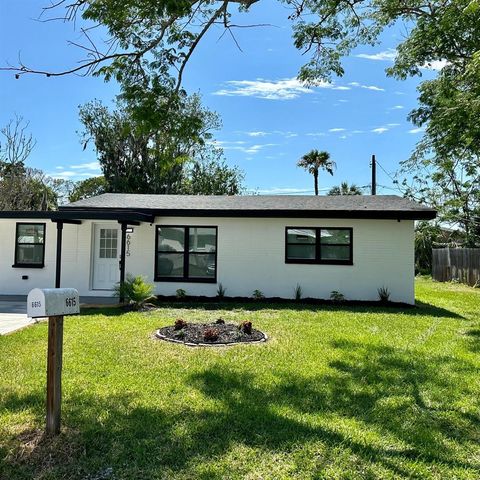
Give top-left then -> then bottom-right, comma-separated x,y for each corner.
0,1 -> 439,195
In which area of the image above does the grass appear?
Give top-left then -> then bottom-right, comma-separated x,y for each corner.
0,277 -> 479,479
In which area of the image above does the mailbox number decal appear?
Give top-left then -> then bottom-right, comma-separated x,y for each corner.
31,301 -> 42,308
65,297 -> 77,307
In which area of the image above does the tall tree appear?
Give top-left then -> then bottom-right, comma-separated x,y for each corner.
328,182 -> 362,196
0,117 -> 58,211
182,148 -> 245,195
79,91 -> 221,194
297,150 -> 335,195
69,176 -> 107,202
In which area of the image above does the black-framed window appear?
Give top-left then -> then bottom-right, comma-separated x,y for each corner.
13,223 -> 46,268
155,226 -> 217,282
285,227 -> 353,265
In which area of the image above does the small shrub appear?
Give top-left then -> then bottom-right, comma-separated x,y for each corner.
330,290 -> 345,303
215,318 -> 225,324
174,319 -> 187,330
233,330 -> 243,341
239,321 -> 253,334
252,289 -> 265,300
114,274 -> 155,308
176,288 -> 186,299
294,283 -> 303,301
203,328 -> 219,342
217,283 -> 226,298
174,330 -> 185,340
377,286 -> 391,303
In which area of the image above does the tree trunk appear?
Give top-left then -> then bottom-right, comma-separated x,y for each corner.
314,171 -> 319,196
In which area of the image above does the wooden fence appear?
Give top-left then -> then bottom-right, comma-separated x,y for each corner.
432,248 -> 480,286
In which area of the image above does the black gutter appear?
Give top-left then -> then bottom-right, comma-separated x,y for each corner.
0,210 -> 155,223
0,207 -> 436,221
58,207 -> 437,221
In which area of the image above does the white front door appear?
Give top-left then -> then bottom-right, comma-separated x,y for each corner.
92,224 -> 120,290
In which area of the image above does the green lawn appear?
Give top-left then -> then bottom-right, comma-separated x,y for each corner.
1,278 -> 479,479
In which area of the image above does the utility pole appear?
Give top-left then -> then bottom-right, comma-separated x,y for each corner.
371,154 -> 377,195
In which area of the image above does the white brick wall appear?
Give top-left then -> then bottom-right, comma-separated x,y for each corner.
0,216 -> 415,303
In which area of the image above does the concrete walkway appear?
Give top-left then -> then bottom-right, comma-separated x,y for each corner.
0,301 -> 36,335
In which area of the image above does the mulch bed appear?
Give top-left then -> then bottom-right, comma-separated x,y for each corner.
155,321 -> 267,347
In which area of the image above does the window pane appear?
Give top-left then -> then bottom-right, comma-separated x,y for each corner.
17,224 -> 44,244
321,245 -> 351,261
321,229 -> 351,244
188,253 -> 216,278
157,253 -> 184,277
287,244 -> 316,260
189,227 -> 216,252
158,227 -> 185,252
16,244 -> 44,264
286,228 -> 316,244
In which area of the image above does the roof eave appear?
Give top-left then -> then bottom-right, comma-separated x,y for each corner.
58,206 -> 437,220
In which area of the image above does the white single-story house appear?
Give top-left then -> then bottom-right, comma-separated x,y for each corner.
0,194 -> 436,304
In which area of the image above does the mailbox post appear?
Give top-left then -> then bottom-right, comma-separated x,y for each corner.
27,288 -> 80,436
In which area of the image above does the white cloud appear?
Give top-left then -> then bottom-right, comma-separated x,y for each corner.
254,187 -> 313,194
387,123 -> 401,127
70,161 -> 101,170
245,131 -> 268,137
213,77 -> 349,100
409,127 -> 425,134
211,140 -> 247,147
361,85 -> 385,92
372,127 -> 389,134
211,140 -> 277,154
421,59 -> 448,71
244,143 -> 278,154
391,105 -> 404,110
329,128 -> 346,133
272,130 -> 299,138
356,49 -> 397,61
48,171 -> 94,180
306,132 -> 326,137
348,81 -> 385,92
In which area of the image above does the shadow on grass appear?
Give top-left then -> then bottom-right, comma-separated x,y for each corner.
464,328 -> 480,354
1,342 -> 478,479
79,299 -> 465,320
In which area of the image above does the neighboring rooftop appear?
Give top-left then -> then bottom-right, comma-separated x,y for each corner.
61,194 -> 436,220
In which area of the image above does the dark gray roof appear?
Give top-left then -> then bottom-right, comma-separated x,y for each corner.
61,194 -> 436,220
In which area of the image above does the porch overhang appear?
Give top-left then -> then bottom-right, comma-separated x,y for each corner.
0,210 -> 155,223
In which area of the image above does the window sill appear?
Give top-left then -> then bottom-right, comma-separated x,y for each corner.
285,259 -> 353,266
12,263 -> 45,269
154,276 -> 217,284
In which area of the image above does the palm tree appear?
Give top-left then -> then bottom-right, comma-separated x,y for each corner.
327,181 -> 363,196
297,149 -> 336,195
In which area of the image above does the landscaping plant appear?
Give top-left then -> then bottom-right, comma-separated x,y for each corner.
252,289 -> 265,300
377,286 -> 391,303
175,288 -> 186,299
174,319 -> 187,330
216,283 -> 226,298
330,290 -> 345,303
294,283 -> 303,301
239,321 -> 253,335
113,274 -> 155,308
203,328 -> 219,342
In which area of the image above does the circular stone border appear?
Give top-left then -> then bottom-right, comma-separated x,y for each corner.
154,329 -> 268,347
